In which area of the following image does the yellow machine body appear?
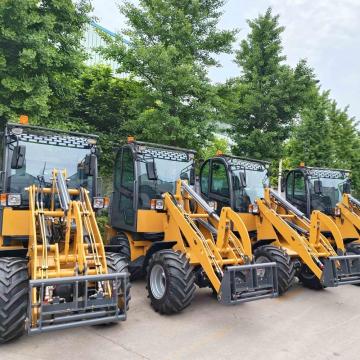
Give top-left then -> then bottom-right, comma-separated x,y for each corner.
107,141 -> 278,309
0,123 -> 129,343
199,155 -> 360,289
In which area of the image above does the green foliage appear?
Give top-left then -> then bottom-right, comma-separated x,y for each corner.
69,65 -> 150,174
198,136 -> 230,161
102,0 -> 236,151
0,0 -> 90,126
286,90 -> 334,167
224,8 -> 316,161
286,88 -> 360,195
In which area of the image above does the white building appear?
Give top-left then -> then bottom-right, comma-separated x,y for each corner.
83,21 -> 124,73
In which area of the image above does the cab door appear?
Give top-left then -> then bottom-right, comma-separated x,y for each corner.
200,159 -> 231,214
286,170 -> 308,216
111,146 -> 137,231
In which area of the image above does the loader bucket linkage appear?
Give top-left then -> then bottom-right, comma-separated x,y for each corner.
171,181 -> 278,304
199,154 -> 360,294
26,170 -> 129,333
107,140 -> 277,313
267,188 -> 360,287
0,123 -> 129,343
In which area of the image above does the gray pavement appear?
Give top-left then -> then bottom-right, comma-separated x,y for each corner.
1,280 -> 360,360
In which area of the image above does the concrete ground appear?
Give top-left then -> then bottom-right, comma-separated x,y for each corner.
1,280 -> 360,360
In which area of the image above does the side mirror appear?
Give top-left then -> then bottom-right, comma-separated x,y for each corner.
281,170 -> 289,192
232,175 -> 240,190
239,172 -> 247,188
84,154 -> 97,176
343,181 -> 351,194
11,145 -> 26,169
190,167 -> 196,185
146,161 -> 158,180
180,172 -> 189,181
314,179 -> 323,195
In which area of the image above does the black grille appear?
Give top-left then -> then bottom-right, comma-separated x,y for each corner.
12,131 -> 91,149
138,146 -> 191,162
306,168 -> 348,179
227,158 -> 266,171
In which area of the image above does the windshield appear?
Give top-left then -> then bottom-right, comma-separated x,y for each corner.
137,151 -> 193,209
7,140 -> 94,196
233,168 -> 269,212
309,176 -> 347,211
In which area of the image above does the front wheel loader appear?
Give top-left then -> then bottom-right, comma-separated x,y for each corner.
0,122 -> 129,343
106,139 -> 278,314
284,165 -> 360,270
199,154 -> 360,293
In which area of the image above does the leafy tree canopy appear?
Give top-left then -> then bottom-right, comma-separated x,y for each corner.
102,0 -> 237,151
225,8 -> 316,161
0,0 -> 90,127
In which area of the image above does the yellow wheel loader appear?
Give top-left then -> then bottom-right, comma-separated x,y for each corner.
284,165 -> 360,265
106,139 -> 278,313
199,154 -> 360,293
0,121 -> 129,343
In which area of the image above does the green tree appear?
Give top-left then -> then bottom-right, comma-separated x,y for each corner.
228,8 -> 316,161
286,89 -> 335,167
286,89 -> 360,195
70,65 -> 150,174
102,0 -> 236,151
0,0 -> 90,126
198,135 -> 230,161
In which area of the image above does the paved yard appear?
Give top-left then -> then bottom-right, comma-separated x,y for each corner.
1,280 -> 360,360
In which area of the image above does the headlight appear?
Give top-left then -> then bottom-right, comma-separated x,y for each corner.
208,201 -> 217,211
334,207 -> 341,217
248,203 -> 259,214
150,199 -> 164,210
7,193 -> 21,206
93,197 -> 105,209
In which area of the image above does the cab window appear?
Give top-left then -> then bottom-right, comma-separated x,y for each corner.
286,172 -> 294,199
121,148 -> 134,190
211,162 -> 229,197
294,172 -> 305,200
200,161 -> 210,196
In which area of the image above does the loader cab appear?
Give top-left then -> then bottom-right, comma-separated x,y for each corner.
200,155 -> 269,214
110,140 -> 196,233
285,166 -> 351,217
0,123 -> 99,208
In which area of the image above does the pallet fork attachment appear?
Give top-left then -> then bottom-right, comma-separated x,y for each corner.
266,189 -> 360,287
166,181 -> 278,304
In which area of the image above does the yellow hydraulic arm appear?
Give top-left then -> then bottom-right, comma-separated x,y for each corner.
332,194 -> 360,242
162,180 -> 278,304
26,169 -> 128,333
259,188 -> 360,286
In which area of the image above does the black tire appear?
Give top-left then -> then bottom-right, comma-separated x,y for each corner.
109,234 -> 131,262
298,264 -> 324,290
346,243 -> 360,287
146,250 -> 196,314
106,253 -> 131,312
109,234 -> 143,280
254,245 -> 295,295
0,257 -> 29,344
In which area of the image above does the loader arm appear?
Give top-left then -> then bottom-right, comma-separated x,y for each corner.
261,188 -> 360,286
162,180 -> 278,303
334,194 -> 360,237
26,169 -> 128,333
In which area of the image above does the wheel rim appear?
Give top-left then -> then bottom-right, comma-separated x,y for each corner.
255,255 -> 269,278
150,264 -> 167,299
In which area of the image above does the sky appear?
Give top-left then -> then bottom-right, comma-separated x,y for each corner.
92,0 -> 360,121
